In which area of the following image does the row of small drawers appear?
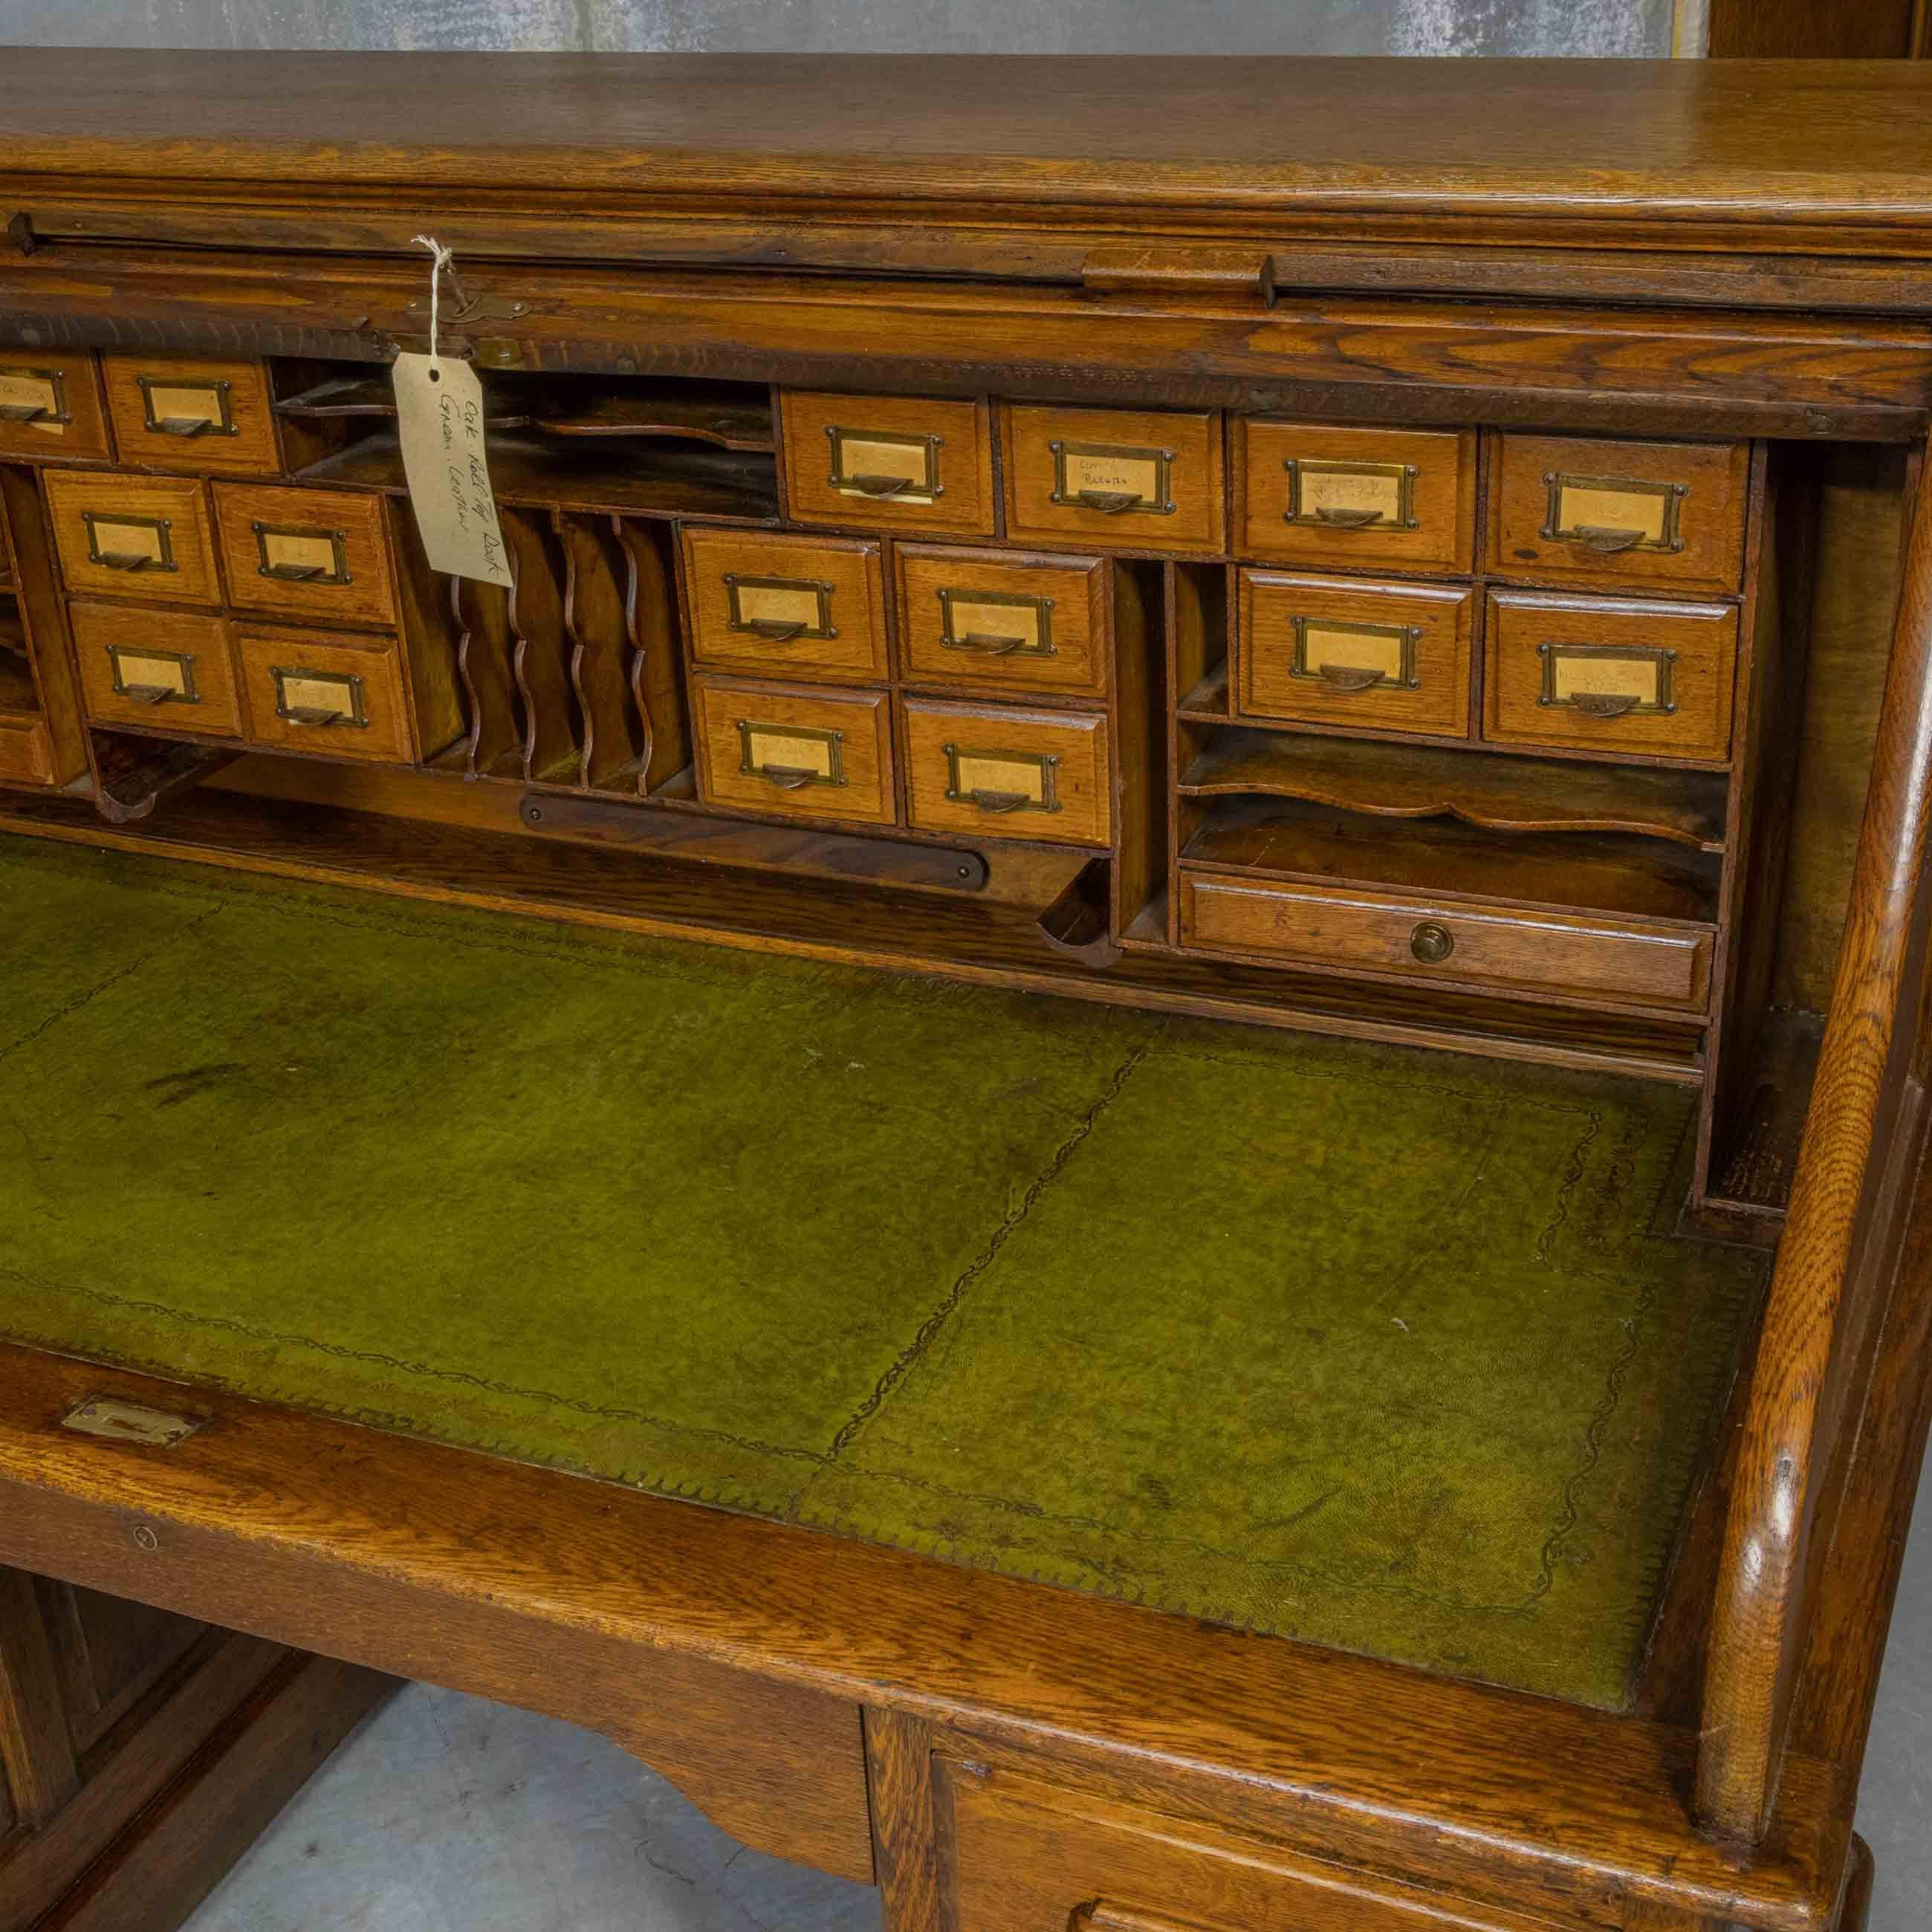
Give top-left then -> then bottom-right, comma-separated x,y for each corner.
781,392 -> 1751,593
685,528 -> 1107,698
41,471 -> 397,628
0,353 -> 279,475
69,601 -> 415,759
1240,570 -> 1737,763
695,678 -> 1110,848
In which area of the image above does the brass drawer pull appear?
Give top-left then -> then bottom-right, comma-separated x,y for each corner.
253,521 -> 352,587
1283,457 -> 1420,531
938,588 -> 1055,661
743,619 -> 809,643
1571,691 -> 1644,718
136,373 -> 237,440
758,763 -> 821,790
1077,488 -> 1140,514
1572,525 -> 1647,554
1050,438 -> 1175,516
825,425 -> 944,503
1314,505 -> 1384,528
849,472 -> 915,496
122,683 -> 181,706
155,414 -> 218,438
0,401 -> 49,424
98,551 -> 158,572
0,367 -> 69,429
723,574 -> 837,642
955,632 -> 1028,655
963,788 -> 1032,814
282,704 -> 349,727
263,560 -> 331,581
108,644 -> 199,707
1318,664 -> 1387,693
1410,921 -> 1455,965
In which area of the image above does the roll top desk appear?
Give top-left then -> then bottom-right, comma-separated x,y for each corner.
2,50 -> 1932,1932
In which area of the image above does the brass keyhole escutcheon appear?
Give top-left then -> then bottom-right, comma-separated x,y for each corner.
1410,921 -> 1454,965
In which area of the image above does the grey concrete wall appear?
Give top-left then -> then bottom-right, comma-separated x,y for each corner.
0,0 -> 1682,56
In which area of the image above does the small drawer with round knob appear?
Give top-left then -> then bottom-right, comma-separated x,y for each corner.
1179,872 -> 1714,1014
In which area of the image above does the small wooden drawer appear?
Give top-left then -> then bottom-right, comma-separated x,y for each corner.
695,675 -> 895,826
1485,589 -> 1739,763
0,715 -> 58,787
1489,434 -> 1750,595
1002,404 -> 1224,554
71,602 -> 243,738
683,528 -> 889,682
213,482 -> 398,628
1238,570 -> 1472,738
0,353 -> 111,462
779,391 -> 993,537
44,471 -> 218,607
1236,421 -> 1475,574
902,696 -> 1111,846
947,1765 -> 1550,1932
235,623 -> 415,763
102,356 -> 280,476
897,545 -> 1108,698
1180,872 -> 1713,1012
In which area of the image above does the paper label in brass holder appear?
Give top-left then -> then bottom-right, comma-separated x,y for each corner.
136,372 -> 236,438
82,510 -> 176,574
937,587 -> 1057,658
826,425 -> 944,503
1288,616 -> 1422,693
1282,458 -> 1419,531
1048,440 -> 1174,516
253,521 -> 351,586
943,744 -> 1063,815
273,665 -> 369,729
724,574 -> 837,640
1537,641 -> 1679,719
0,366 -> 70,432
737,719 -> 846,788
108,644 -> 200,707
1542,472 -> 1689,554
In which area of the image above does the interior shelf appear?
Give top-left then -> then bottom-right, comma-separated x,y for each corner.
1179,730 -> 1729,853
276,372 -> 775,453
299,432 -> 780,524
1182,797 -> 1722,927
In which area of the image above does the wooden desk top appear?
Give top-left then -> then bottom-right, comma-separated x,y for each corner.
4,52 -> 1932,247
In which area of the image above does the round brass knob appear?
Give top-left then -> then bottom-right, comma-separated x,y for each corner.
1410,921 -> 1454,965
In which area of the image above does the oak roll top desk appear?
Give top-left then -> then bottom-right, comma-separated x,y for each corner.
2,48 -> 1932,1932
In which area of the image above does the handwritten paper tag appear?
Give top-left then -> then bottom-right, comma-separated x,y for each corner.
391,352 -> 513,587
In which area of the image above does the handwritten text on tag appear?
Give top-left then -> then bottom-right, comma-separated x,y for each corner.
391,352 -> 513,587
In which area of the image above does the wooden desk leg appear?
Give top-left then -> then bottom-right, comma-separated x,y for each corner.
865,1708 -> 947,1932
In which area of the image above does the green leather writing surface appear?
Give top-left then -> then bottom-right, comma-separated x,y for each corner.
0,833 -> 1764,1708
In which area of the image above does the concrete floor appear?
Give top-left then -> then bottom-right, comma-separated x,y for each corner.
186,1476 -> 1932,1932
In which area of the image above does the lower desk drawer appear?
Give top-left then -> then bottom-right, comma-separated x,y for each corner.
694,675 -> 896,826
72,603 -> 244,738
901,696 -> 1112,846
1179,871 -> 1713,1012
0,713 -> 57,786
947,1765 -> 1544,1932
234,623 -> 415,762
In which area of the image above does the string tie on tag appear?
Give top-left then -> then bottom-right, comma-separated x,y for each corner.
412,233 -> 456,366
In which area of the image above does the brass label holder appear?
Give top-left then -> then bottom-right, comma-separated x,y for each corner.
253,519 -> 352,585
82,509 -> 175,574
737,718 -> 846,789
943,744 -> 1063,815
723,572 -> 837,641
1283,457 -> 1420,530
0,364 -> 70,427
1288,615 -> 1422,693
826,425 -> 944,502
937,586 -> 1057,658
1048,439 -> 1175,516
136,372 -> 237,439
107,642 -> 200,707
1541,471 -> 1690,554
1537,641 -> 1679,718
273,664 -> 369,729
